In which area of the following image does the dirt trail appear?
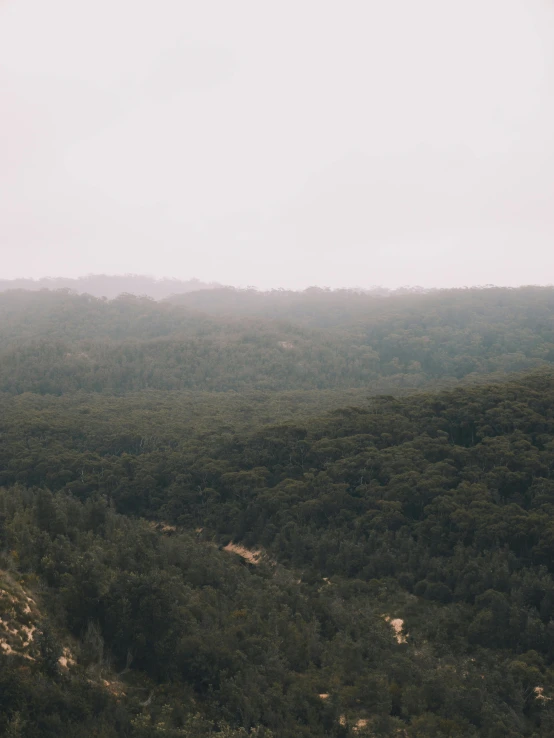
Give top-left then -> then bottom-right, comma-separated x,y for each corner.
223,543 -> 262,564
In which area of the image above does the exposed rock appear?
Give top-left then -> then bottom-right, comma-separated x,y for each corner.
58,647 -> 76,670
384,616 -> 407,644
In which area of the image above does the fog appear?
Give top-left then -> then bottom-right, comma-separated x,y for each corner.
1,0 -> 553,289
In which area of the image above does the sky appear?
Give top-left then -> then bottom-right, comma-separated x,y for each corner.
1,0 -> 554,290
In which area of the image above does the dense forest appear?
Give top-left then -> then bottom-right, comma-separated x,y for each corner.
1,286 -> 554,394
3,285 -> 554,736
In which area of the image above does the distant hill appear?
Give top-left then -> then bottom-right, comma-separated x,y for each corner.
166,284 -> 551,327
0,274 -> 219,300
1,286 -> 554,394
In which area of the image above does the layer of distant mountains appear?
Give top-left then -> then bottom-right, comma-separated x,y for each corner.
0,274 -> 223,300
0,274 -> 430,300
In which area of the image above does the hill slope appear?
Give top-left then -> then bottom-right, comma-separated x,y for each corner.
1,287 -> 554,394
2,372 -> 554,735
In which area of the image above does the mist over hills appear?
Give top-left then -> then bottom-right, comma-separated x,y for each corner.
0,273 -> 446,302
4,281 -> 554,736
166,283 -> 554,326
1,284 -> 554,395
0,274 -> 219,300
2,0 -> 553,730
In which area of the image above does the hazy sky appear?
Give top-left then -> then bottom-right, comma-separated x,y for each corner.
1,0 -> 554,289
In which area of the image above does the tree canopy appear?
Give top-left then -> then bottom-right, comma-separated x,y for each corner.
1,286 -> 554,394
3,287 -> 554,735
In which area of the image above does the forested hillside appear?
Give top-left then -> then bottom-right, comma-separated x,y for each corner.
3,287 -> 554,736
3,367 -> 554,735
1,286 -> 554,394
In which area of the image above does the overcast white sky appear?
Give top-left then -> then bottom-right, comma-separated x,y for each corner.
1,0 -> 553,289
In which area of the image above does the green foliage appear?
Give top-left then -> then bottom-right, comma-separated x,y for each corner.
2,286 -> 554,393
3,287 -> 554,735
3,373 -> 554,733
